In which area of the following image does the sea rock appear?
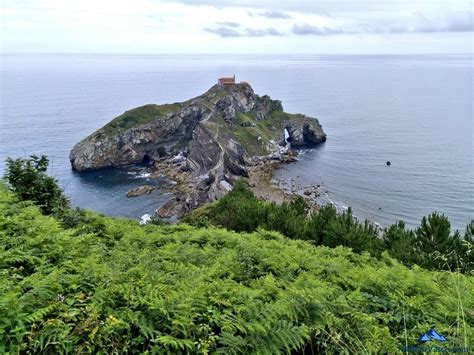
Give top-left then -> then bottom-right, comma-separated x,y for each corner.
280,154 -> 298,163
285,119 -> 326,147
126,185 -> 155,197
157,198 -> 184,218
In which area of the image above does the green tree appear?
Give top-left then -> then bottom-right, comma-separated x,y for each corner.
209,179 -> 264,232
263,199 -> 308,240
1,184 -> 472,353
3,155 -> 69,216
323,208 -> 382,255
415,213 -> 462,271
462,221 -> 474,272
305,205 -> 338,244
382,221 -> 417,266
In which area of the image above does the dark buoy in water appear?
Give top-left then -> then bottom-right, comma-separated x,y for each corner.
386,161 -> 391,166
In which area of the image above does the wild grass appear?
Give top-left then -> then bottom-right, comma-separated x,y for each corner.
99,103 -> 182,136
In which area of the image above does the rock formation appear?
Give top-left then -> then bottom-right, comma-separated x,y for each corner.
126,185 -> 155,197
70,82 -> 326,217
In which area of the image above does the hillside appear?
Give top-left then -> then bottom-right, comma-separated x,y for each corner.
1,184 -> 472,353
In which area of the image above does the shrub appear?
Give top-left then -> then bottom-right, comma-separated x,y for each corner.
318,207 -> 382,255
383,221 -> 417,266
3,155 -> 69,217
208,179 -> 265,232
304,204 -> 338,243
414,213 -> 470,273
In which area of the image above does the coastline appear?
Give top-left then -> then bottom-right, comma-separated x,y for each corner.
149,149 -> 324,220
260,152 -> 386,230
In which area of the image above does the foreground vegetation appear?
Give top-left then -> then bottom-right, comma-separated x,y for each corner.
183,180 -> 474,274
1,156 -> 473,353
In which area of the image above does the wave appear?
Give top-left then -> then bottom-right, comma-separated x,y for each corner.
135,172 -> 151,179
140,213 -> 151,225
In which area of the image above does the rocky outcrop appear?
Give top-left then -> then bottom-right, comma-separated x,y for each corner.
126,185 -> 155,197
69,104 -> 207,171
70,82 -> 326,217
284,120 -> 326,147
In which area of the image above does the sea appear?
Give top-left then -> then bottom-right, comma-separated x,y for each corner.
0,54 -> 472,230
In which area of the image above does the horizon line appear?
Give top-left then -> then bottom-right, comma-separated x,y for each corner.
1,52 -> 472,56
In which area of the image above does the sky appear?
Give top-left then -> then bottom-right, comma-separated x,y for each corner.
1,0 -> 473,54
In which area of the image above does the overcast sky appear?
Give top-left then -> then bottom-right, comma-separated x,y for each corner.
1,0 -> 473,53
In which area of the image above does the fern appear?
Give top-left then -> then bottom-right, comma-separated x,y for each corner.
0,183 -> 472,353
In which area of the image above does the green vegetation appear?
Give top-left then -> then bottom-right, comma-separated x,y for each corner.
225,111 -> 300,156
3,155 -> 70,217
100,103 -> 182,135
1,156 -> 473,353
183,180 -> 474,274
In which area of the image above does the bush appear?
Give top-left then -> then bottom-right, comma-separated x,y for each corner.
317,207 -> 382,255
383,221 -> 417,266
262,198 -> 308,239
414,213 -> 471,273
3,155 -> 69,217
208,179 -> 266,232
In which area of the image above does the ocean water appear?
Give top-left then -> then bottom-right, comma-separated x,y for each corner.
0,54 -> 472,229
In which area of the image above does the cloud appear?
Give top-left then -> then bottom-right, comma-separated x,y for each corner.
292,23 -> 345,36
246,27 -> 283,36
252,10 -> 291,19
216,21 -> 240,27
162,0 -> 472,16
2,0 -> 472,54
292,11 -> 473,36
204,26 -> 242,37
415,12 -> 473,33
205,24 -> 284,37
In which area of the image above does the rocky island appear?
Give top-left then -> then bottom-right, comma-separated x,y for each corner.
70,80 -> 326,217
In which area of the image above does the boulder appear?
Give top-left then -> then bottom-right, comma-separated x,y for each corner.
126,185 -> 155,197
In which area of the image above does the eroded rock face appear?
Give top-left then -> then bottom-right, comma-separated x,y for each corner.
253,95 -> 283,120
70,105 -> 207,171
286,120 -> 327,147
70,82 -> 326,217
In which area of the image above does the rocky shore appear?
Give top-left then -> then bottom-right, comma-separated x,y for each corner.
70,81 -> 326,218
154,151 -> 298,218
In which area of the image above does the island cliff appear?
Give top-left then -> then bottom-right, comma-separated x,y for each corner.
70,82 -> 326,217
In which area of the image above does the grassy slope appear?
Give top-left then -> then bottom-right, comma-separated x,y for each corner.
96,103 -> 182,137
1,185 -> 472,353
210,109 -> 302,156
